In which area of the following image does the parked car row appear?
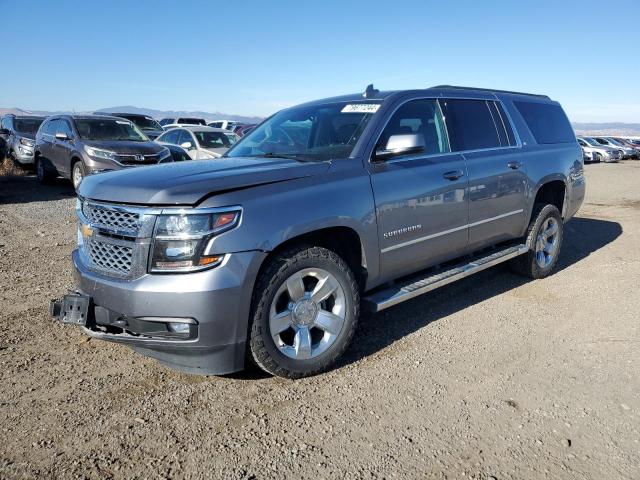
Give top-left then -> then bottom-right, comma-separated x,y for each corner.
577,135 -> 640,163
0,110 -> 246,189
158,117 -> 256,137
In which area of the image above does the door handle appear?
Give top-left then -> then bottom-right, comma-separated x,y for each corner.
507,161 -> 522,170
443,170 -> 464,181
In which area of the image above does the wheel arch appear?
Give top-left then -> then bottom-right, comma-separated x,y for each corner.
530,175 -> 567,219
257,225 -> 369,293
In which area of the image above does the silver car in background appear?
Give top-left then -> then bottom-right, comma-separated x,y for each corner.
0,114 -> 45,166
577,137 -> 622,163
156,125 -> 238,159
593,137 -> 637,159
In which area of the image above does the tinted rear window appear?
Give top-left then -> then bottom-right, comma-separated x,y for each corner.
177,118 -> 206,125
441,99 -> 501,151
514,101 -> 575,144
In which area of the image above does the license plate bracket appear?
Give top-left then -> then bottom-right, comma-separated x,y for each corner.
52,293 -> 91,326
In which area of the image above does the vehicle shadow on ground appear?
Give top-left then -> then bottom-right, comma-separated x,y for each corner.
0,175 -> 75,204
339,216 -> 623,370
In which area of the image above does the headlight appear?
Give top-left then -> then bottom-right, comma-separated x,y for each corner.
84,145 -> 116,161
19,137 -> 35,147
157,147 -> 171,162
150,210 -> 240,272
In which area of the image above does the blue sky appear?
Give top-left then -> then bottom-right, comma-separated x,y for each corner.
1,0 -> 639,122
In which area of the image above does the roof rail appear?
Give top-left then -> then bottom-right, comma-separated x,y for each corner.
431,85 -> 550,100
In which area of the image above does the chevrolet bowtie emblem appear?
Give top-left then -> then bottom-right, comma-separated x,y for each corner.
81,224 -> 93,238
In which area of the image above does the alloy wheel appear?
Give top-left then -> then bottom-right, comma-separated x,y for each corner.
269,268 -> 346,360
72,163 -> 84,189
535,217 -> 559,268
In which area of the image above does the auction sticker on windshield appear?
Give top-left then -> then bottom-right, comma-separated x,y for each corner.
341,104 -> 380,114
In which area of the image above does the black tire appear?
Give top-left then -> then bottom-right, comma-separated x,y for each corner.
71,160 -> 86,191
248,245 -> 360,379
35,157 -> 56,185
510,204 -> 563,279
594,153 -> 602,163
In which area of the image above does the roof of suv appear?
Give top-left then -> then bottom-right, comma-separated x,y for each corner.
50,114 -> 130,121
164,125 -> 230,133
297,85 -> 553,108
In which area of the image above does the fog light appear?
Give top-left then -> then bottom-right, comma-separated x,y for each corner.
167,322 -> 191,334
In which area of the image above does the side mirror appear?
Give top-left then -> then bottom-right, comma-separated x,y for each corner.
55,132 -> 69,141
180,141 -> 194,150
374,133 -> 426,161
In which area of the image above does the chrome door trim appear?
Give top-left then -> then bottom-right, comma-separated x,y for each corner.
381,209 -> 524,253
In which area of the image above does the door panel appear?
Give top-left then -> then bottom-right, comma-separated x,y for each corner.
465,148 -> 527,250
51,120 -> 74,175
371,153 -> 469,280
368,97 -> 469,281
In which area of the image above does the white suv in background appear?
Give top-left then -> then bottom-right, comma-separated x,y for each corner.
207,119 -> 239,131
155,126 -> 238,159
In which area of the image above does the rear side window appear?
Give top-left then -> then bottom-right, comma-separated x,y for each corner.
441,99 -> 501,151
514,101 -> 575,144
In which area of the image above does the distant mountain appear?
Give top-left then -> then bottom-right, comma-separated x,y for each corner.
0,106 -> 263,124
95,106 -> 263,124
572,122 -> 640,136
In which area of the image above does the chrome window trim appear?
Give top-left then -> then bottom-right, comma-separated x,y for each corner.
381,209 -> 524,253
368,95 -> 523,164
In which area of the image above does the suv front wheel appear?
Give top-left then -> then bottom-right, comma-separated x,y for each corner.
71,161 -> 86,191
248,246 -> 359,379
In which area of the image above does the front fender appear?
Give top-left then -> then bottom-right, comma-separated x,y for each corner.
199,161 -> 381,285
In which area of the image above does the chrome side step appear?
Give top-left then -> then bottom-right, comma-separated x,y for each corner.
364,244 -> 529,312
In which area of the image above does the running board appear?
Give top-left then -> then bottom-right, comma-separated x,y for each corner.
364,244 -> 529,312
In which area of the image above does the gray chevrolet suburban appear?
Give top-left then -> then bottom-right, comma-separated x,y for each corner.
51,85 -> 585,379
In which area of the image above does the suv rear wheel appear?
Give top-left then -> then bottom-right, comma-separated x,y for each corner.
511,204 -> 563,279
248,245 -> 359,379
35,157 -> 56,185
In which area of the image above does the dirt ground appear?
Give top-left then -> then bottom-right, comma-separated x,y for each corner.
0,162 -> 638,479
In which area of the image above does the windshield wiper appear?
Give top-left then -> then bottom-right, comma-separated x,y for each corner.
246,152 -> 314,162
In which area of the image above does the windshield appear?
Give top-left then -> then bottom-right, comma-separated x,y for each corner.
14,118 -> 43,134
226,101 -> 379,161
178,118 -> 206,125
605,138 -> 623,146
76,119 -> 148,142
119,115 -> 162,131
584,138 -> 600,146
194,131 -> 236,149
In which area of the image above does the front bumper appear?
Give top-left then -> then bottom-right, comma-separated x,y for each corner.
67,248 -> 266,375
12,144 -> 35,164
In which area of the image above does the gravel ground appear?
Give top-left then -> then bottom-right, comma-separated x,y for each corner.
0,163 -> 638,479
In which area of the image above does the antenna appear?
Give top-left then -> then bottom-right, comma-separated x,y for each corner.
363,84 -> 379,99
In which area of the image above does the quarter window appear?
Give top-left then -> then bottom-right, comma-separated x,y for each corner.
441,99 -> 501,151
513,101 -> 575,144
378,99 -> 450,156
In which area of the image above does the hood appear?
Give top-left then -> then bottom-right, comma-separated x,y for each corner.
79,156 -> 330,205
84,140 -> 164,155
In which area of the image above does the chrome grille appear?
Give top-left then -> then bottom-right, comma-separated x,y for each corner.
86,237 -> 133,275
82,202 -> 140,234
